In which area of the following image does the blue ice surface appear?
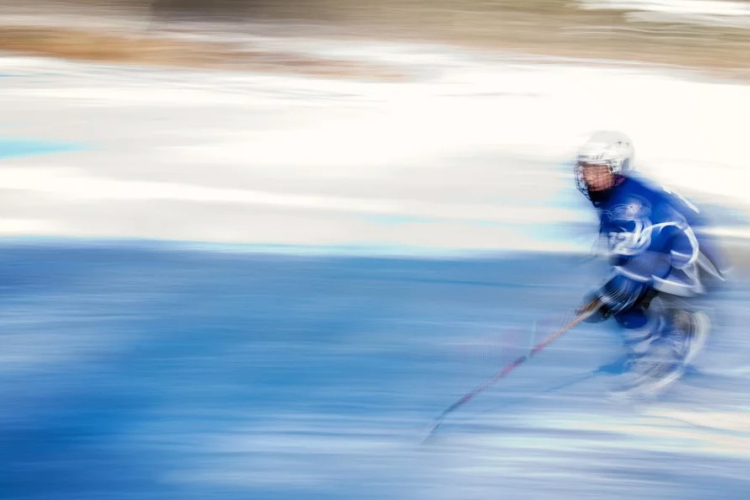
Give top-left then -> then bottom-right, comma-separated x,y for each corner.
0,137 -> 84,159
0,239 -> 748,500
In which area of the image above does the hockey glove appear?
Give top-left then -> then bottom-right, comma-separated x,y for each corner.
581,274 -> 648,323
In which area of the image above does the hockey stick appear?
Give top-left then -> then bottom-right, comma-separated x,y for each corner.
422,298 -> 600,442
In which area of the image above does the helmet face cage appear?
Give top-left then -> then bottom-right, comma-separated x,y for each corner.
575,156 -> 621,199
575,134 -> 632,199
574,162 -> 590,198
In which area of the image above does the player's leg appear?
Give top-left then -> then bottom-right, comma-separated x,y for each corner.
613,294 -> 683,383
656,295 -> 711,366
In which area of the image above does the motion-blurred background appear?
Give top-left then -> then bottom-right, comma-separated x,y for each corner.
1,1 -> 749,499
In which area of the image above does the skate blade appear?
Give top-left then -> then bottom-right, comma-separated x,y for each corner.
609,365 -> 685,400
683,312 -> 710,367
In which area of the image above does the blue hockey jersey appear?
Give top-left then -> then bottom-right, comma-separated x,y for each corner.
596,175 -> 724,297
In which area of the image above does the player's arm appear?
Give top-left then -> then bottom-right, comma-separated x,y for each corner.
579,213 -> 672,322
647,206 -> 706,295
578,272 -> 650,322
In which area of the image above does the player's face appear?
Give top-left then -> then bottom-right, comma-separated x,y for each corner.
581,163 -> 614,192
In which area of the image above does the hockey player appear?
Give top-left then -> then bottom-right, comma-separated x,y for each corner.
574,131 -> 725,387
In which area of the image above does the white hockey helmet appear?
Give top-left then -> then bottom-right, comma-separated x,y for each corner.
575,131 -> 635,198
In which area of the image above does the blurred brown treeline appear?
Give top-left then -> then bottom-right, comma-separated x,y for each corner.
7,0 -> 576,23
5,0 -> 750,78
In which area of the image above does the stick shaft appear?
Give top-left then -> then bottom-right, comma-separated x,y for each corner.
429,300 -> 599,428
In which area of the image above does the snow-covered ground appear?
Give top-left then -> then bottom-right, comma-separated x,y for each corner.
579,0 -> 750,29
0,42 -> 749,255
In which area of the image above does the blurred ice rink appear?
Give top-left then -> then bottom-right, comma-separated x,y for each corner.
1,11 -> 750,500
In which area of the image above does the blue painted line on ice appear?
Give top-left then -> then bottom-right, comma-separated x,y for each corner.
0,137 -> 85,159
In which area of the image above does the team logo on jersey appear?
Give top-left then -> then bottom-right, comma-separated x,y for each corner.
608,220 -> 652,255
607,197 -> 653,255
609,198 -> 651,222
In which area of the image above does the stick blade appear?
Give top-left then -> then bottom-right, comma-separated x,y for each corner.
421,418 -> 445,445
